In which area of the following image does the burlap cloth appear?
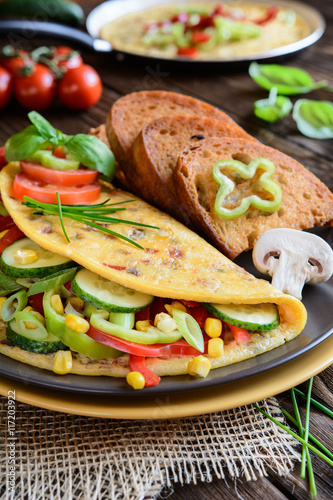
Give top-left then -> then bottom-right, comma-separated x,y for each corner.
0,394 -> 300,499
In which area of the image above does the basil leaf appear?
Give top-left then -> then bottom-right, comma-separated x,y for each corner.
0,271 -> 22,297
28,111 -> 64,144
293,99 -> 333,139
27,267 -> 79,296
254,87 -> 293,123
4,125 -> 46,162
65,134 -> 116,181
249,63 -> 327,95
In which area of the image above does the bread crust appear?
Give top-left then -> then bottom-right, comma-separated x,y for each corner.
174,137 -> 333,259
132,114 -> 254,219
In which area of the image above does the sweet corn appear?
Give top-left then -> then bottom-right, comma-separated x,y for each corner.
126,371 -> 145,390
208,338 -> 224,358
204,318 -> 222,338
165,301 -> 187,314
51,294 -> 64,315
23,306 -> 33,313
14,249 -> 38,265
53,350 -> 73,375
0,297 -> 7,320
187,356 -> 211,378
154,312 -> 171,327
157,317 -> 177,333
65,314 -> 89,333
136,320 -> 151,332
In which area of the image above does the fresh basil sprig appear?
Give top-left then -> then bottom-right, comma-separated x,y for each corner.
293,99 -> 333,139
254,87 -> 293,123
4,112 -> 116,182
249,62 -> 328,95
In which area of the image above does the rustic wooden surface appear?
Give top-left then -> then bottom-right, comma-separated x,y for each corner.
0,1 -> 332,499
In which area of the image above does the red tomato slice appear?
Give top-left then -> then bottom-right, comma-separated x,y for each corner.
0,146 -> 7,168
0,215 -> 15,232
28,293 -> 45,315
227,323 -> 251,343
129,355 -> 161,387
20,161 -> 98,187
0,225 -> 25,254
87,326 -> 205,357
189,306 -> 209,329
149,297 -> 171,321
191,31 -> 211,44
135,304 -> 151,323
12,173 -> 101,205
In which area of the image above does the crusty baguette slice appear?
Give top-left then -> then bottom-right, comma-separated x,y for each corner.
132,114 -> 255,217
174,137 -> 333,260
89,124 -> 131,190
106,90 -> 239,175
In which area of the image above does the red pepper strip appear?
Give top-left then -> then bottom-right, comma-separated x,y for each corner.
87,326 -> 207,357
0,146 -> 7,168
0,225 -> 25,254
188,305 -> 209,328
28,293 -> 45,315
226,323 -> 251,343
129,354 -> 161,387
254,6 -> 278,25
177,47 -> 199,57
191,31 -> 211,44
0,215 -> 15,232
53,146 -> 67,159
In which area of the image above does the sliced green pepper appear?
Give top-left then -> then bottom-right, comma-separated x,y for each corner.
29,149 -> 80,170
213,157 -> 282,220
43,287 -> 121,359
90,312 -> 182,344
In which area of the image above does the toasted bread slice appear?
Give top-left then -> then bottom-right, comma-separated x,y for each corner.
174,137 -> 333,260
89,124 -> 131,190
106,90 -> 239,176
132,114 -> 255,217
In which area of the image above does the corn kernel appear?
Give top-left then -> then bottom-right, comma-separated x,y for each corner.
136,320 -> 151,332
126,371 -> 145,390
157,317 -> 177,333
0,297 -> 7,320
154,312 -> 171,327
51,294 -> 64,316
204,318 -> 222,338
53,350 -> 73,375
14,249 -> 38,265
0,229 -> 8,239
208,338 -> 224,358
65,314 -> 89,333
23,306 -> 33,313
187,355 -> 211,378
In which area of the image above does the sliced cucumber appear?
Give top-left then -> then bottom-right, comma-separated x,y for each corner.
1,238 -> 75,278
203,302 -> 279,331
72,269 -> 154,313
7,320 -> 67,354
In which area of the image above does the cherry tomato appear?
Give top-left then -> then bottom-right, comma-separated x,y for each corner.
0,50 -> 32,76
14,64 -> 56,111
58,64 -> 102,110
189,306 -> 209,328
135,304 -> 151,322
52,46 -> 82,70
0,146 -> 7,168
0,225 -> 25,254
12,173 -> 101,204
227,323 -> 251,343
20,161 -> 98,187
129,355 -> 161,387
177,47 -> 199,58
0,66 -> 12,109
191,31 -> 211,44
28,293 -> 45,315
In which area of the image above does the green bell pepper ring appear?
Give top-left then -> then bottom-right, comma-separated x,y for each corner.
90,312 -> 183,344
29,149 -> 80,170
213,157 -> 282,220
43,287 -> 121,359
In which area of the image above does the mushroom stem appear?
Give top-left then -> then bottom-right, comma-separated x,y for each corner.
270,251 -> 307,299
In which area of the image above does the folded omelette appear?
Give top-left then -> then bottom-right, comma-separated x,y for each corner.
0,163 -> 306,381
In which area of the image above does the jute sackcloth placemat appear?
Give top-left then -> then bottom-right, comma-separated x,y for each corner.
0,395 -> 300,500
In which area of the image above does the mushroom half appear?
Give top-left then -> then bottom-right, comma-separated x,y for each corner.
252,228 -> 333,299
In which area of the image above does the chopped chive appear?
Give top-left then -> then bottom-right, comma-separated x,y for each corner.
56,192 -> 70,243
293,388 -> 333,419
302,379 -> 313,478
253,404 -> 333,467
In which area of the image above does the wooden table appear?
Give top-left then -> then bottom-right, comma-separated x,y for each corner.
0,1 -> 332,498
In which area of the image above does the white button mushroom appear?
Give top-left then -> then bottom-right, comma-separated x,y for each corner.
252,229 -> 333,299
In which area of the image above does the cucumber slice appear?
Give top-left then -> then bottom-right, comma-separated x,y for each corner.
1,238 -> 75,278
203,302 -> 279,331
7,320 -> 67,354
72,269 -> 153,313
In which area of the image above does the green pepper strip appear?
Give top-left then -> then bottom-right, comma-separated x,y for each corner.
213,157 -> 282,220
43,287 -> 121,359
29,150 -> 80,170
90,312 -> 183,344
